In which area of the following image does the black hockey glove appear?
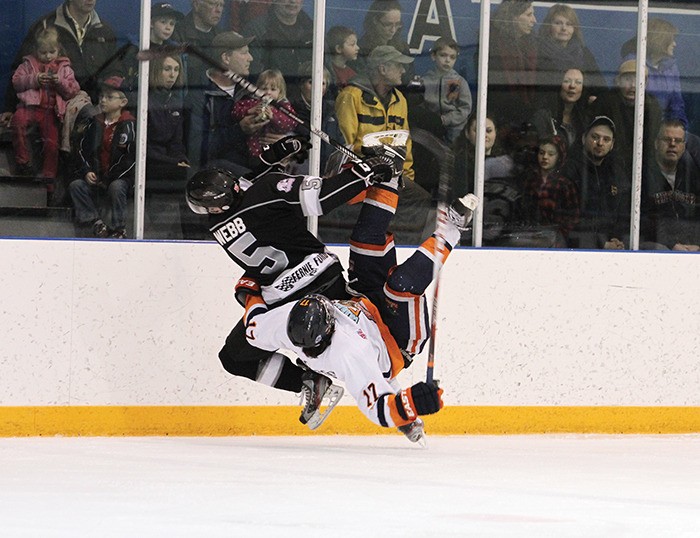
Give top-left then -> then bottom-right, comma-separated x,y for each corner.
394,382 -> 444,423
259,135 -> 312,167
349,157 -> 394,186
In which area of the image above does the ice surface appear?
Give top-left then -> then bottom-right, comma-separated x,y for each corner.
1,434 -> 699,537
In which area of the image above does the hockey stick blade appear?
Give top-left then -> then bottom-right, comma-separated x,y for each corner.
137,44 -> 361,162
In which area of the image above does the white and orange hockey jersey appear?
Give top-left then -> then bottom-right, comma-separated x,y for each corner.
244,296 -> 414,428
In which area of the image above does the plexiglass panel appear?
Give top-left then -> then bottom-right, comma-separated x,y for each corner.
0,0 -> 697,249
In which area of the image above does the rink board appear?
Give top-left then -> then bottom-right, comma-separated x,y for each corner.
0,239 -> 699,436
1,406 -> 700,436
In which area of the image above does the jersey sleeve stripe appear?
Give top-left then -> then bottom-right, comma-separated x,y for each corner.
377,394 -> 389,427
349,236 -> 394,257
417,236 -> 453,268
364,188 -> 398,215
359,297 -> 405,379
382,285 -> 427,356
243,295 -> 267,326
299,180 -> 323,217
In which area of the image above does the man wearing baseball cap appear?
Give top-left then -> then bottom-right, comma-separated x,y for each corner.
334,45 -> 437,245
336,45 -> 415,181
561,115 -> 630,249
186,32 -> 259,190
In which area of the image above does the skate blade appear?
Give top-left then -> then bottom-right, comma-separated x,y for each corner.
302,384 -> 344,430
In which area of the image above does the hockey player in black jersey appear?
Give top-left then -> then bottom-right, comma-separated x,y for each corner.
186,134 -> 397,427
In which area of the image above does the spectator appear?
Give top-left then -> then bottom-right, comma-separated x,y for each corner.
229,0 -> 272,33
233,69 -> 298,162
354,0 -> 415,86
621,18 -> 687,127
10,25 -> 80,181
560,115 -> 629,249
289,61 -> 341,173
641,120 -> 700,250
145,53 -> 190,238
336,45 -> 415,181
453,111 -> 503,197
536,3 -> 607,101
173,0 -> 224,166
190,31 -> 258,175
335,45 -> 434,245
518,135 -> 579,247
243,0 -> 313,86
150,2 -> 185,49
114,3 -> 188,108
487,0 -> 538,128
68,76 -> 135,239
531,68 -> 590,148
146,54 -> 189,186
421,37 -> 472,144
173,0 -> 223,82
324,25 -> 359,98
410,37 -> 471,199
2,0 -> 118,128
590,59 -> 662,179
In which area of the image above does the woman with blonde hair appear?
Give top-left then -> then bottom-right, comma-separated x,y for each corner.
536,3 -> 606,101
620,18 -> 687,126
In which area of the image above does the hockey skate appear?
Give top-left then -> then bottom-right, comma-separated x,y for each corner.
446,193 -> 479,231
398,418 -> 427,447
299,371 -> 344,430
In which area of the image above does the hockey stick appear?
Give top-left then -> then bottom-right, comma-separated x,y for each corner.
136,44 -> 362,162
409,128 -> 456,386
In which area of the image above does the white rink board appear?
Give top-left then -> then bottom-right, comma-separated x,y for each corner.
0,239 -> 698,406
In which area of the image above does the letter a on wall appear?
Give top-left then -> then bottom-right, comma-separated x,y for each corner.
407,0 -> 456,54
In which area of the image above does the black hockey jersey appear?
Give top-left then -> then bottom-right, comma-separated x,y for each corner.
209,168 -> 367,305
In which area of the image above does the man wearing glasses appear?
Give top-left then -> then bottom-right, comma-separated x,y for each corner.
641,119 -> 700,250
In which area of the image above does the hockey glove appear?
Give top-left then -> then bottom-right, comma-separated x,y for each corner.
259,135 -> 312,167
234,276 -> 261,307
395,382 -> 444,423
361,144 -> 406,181
349,157 -> 394,186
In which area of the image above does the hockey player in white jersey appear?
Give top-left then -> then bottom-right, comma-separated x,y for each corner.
242,131 -> 479,441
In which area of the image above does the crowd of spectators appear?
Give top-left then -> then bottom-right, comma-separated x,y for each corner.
0,0 -> 697,249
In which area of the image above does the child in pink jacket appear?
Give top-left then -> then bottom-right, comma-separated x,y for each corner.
232,69 -> 298,163
11,25 -> 80,179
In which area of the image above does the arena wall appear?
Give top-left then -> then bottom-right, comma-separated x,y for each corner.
1,239 -> 698,435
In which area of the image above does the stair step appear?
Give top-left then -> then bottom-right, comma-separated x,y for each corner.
0,206 -> 74,238
0,175 -> 50,208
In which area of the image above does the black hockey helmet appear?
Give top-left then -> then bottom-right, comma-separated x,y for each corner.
287,294 -> 336,356
186,168 -> 242,215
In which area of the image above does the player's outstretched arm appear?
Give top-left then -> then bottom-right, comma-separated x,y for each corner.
312,158 -> 396,215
